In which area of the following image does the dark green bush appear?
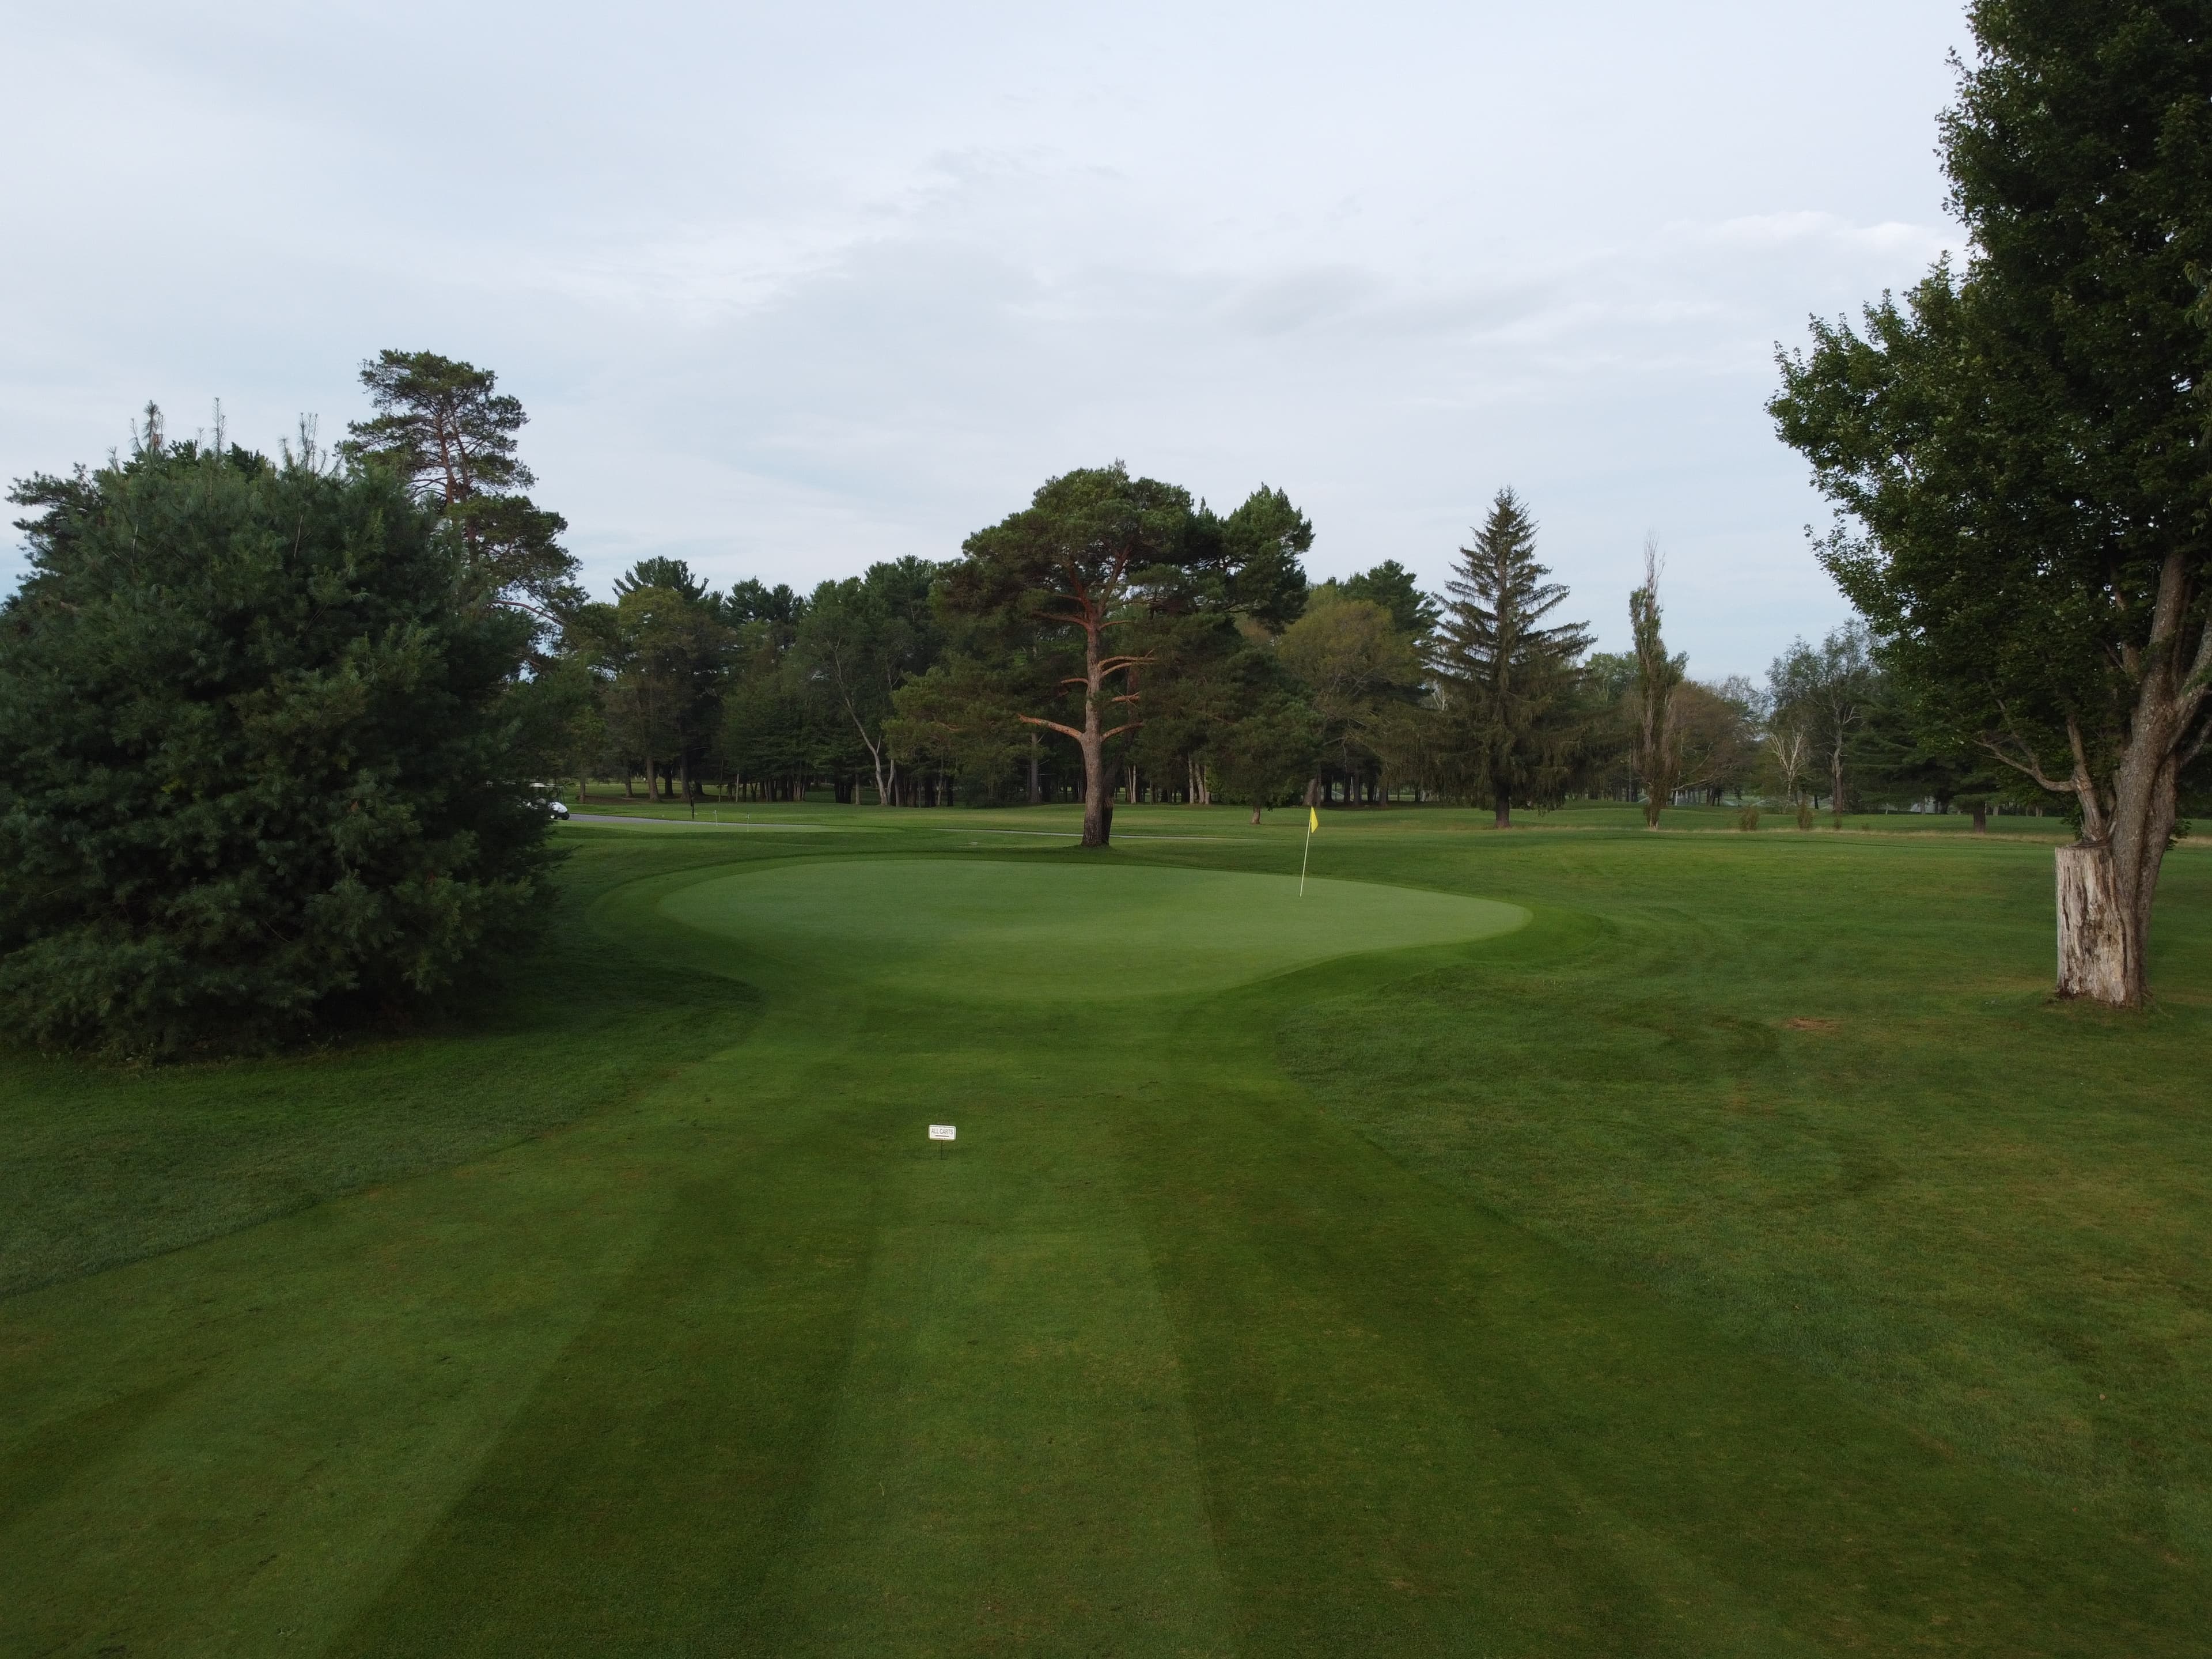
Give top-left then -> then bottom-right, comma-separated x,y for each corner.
0,429 -> 558,1055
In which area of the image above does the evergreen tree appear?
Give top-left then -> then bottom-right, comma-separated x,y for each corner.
615,556 -> 711,606
1430,490 -> 1592,827
1211,695 -> 1324,823
341,350 -> 581,622
939,464 -> 1202,846
1340,560 -> 1442,641
572,560 -> 734,808
0,419 -> 557,1055
1216,486 -> 1313,631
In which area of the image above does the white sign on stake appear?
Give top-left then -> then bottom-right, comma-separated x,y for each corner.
928,1124 -> 957,1141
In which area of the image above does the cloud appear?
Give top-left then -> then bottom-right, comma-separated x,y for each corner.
1,0 -> 1974,677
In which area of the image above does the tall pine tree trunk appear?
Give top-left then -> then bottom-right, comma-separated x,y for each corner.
1079,623 -> 1112,847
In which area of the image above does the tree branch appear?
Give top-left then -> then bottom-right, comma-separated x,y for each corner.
1980,700 -> 2077,795
2177,712 -> 2210,770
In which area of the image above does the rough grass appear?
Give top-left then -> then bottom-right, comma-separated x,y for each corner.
0,837 -> 760,1298
1,806 -> 2205,1656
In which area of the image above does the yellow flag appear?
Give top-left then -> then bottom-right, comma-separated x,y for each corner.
1308,806 -> 1319,834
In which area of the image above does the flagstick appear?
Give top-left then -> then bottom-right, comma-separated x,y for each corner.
1300,820 -> 1312,896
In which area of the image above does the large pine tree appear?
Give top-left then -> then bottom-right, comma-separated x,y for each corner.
1431,489 -> 1593,827
340,350 -> 581,624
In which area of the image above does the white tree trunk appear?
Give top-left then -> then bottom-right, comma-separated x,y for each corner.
2055,843 -> 2136,1005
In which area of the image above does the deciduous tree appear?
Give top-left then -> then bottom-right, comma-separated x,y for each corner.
1278,593 -> 1423,805
797,558 -> 943,805
1770,0 -> 2212,1002
1767,624 -> 1875,822
1628,541 -> 1689,828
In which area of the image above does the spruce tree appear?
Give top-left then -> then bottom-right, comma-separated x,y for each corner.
1431,489 -> 1592,827
0,417 -> 558,1055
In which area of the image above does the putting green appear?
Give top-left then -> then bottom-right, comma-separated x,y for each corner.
661,857 -> 1527,998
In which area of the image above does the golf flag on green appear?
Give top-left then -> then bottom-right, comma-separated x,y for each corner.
1300,805 -> 1317,895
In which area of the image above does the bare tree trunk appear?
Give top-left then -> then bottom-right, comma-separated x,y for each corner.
1971,800 -> 1988,834
1078,630 -> 1111,847
2058,752 -> 2176,1008
2040,554 -> 2203,1004
2056,844 -> 2134,1003
1493,770 -> 1512,830
860,733 -> 892,805
1028,735 -> 1040,806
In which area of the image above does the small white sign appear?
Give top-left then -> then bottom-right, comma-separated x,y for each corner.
927,1124 -> 957,1141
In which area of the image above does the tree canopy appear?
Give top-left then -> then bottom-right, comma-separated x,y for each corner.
1770,0 -> 2212,1002
938,464 -> 1205,846
0,419 -> 558,1055
342,350 -> 581,623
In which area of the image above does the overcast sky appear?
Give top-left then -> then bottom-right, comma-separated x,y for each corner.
3,0 -> 1969,677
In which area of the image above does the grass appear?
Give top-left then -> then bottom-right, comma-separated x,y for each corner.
1,805 -> 2207,1654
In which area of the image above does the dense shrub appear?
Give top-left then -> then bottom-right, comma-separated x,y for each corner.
0,430 -> 558,1055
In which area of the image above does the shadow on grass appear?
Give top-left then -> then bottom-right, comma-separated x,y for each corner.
0,832 -> 774,1299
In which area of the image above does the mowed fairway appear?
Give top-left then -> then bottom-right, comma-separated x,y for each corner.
3,812 -> 2209,1655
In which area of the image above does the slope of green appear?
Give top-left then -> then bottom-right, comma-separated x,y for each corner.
1,807 -> 2205,1656
664,857 -> 1524,998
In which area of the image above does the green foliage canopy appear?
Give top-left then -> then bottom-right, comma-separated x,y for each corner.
1770,0 -> 2211,996
0,426 -> 558,1055
341,350 -> 581,621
